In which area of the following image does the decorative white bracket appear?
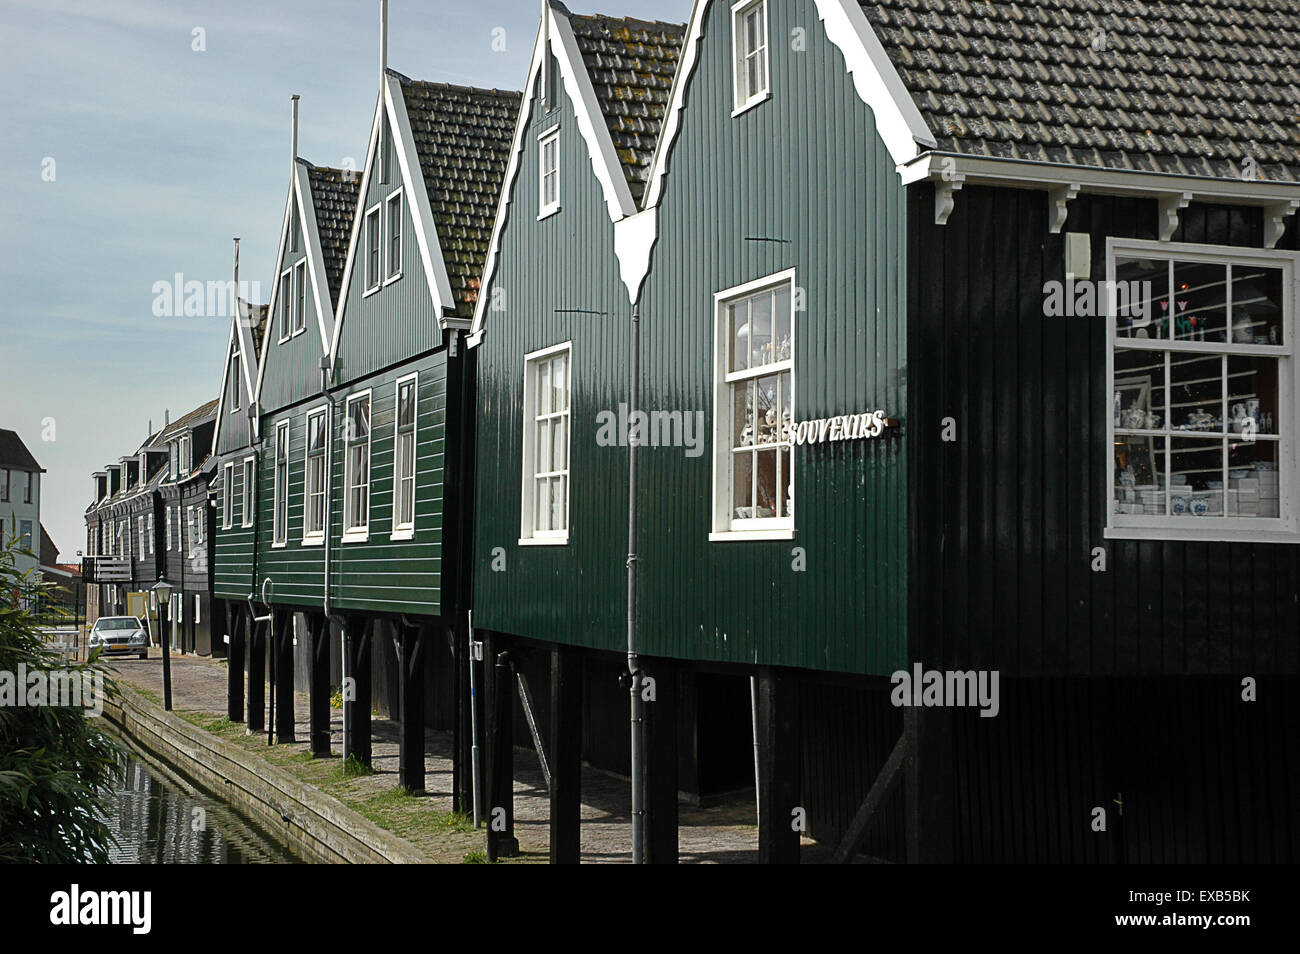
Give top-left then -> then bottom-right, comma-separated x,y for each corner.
934,174 -> 965,226
1048,183 -> 1081,233
1263,200 -> 1299,249
1157,192 -> 1193,242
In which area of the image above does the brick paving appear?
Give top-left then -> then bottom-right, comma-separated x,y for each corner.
101,652 -> 823,863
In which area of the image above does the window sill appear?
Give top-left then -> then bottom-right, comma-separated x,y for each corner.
518,535 -> 568,547
709,527 -> 795,542
1104,523 -> 1299,544
291,326 -> 307,338
271,541 -> 287,550
731,90 -> 770,118
390,528 -> 415,542
383,273 -> 402,287
537,205 -> 561,221
341,530 -> 369,544
362,284 -> 381,299
300,536 -> 324,548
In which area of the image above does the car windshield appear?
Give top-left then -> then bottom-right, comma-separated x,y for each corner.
96,618 -> 140,632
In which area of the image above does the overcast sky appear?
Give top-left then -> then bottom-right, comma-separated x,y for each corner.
0,0 -> 693,561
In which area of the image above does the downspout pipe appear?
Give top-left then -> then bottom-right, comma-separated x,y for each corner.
320,356 -> 343,759
628,301 -> 644,864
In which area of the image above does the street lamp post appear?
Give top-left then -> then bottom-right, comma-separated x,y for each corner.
153,578 -> 173,711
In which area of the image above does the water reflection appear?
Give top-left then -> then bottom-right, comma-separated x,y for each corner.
100,748 -> 295,864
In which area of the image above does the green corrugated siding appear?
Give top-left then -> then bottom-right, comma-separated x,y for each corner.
212,453 -> 256,600
473,0 -> 907,675
260,202 -> 329,413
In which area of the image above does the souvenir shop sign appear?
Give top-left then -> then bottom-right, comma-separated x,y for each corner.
791,410 -> 892,446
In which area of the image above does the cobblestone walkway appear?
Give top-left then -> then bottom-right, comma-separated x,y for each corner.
102,653 -> 820,863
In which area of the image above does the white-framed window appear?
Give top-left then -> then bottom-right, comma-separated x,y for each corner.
385,190 -> 403,283
538,127 -> 560,218
303,407 -> 328,543
138,516 -> 146,558
117,521 -> 125,557
147,512 -> 154,555
229,344 -> 241,413
242,456 -> 256,529
731,0 -> 770,115
343,392 -> 372,539
186,505 -> 196,555
272,422 -> 289,546
195,594 -> 201,625
175,506 -> 182,550
180,435 -> 191,474
222,462 -> 234,530
293,258 -> 307,334
711,270 -> 795,540
169,442 -> 178,479
520,343 -> 571,544
278,267 -> 293,341
364,204 -> 382,293
392,374 -> 418,538
165,507 -> 172,551
1106,239 -> 1298,542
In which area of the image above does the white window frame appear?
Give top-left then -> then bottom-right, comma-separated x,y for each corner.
538,127 -> 560,220
147,511 -> 154,555
384,189 -> 403,285
174,505 -> 182,550
343,391 -> 373,542
272,422 -> 289,547
222,462 -> 234,530
363,204 -> 382,295
731,0 -> 771,116
230,345 -> 241,412
137,516 -> 146,559
293,258 -> 308,335
165,507 -> 173,550
1105,238 -> 1299,542
242,455 -> 256,529
194,594 -> 201,625
520,342 -> 572,545
278,267 -> 293,342
302,406 -> 328,546
710,269 -> 797,541
187,505 -> 197,556
391,373 -> 419,540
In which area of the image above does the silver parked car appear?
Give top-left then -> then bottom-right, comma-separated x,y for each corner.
88,616 -> 150,659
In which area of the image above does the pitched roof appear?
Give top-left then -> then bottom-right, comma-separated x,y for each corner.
567,12 -> 687,203
0,429 -> 41,472
860,0 -> 1300,182
393,74 -> 522,319
305,163 -> 360,306
148,399 -> 218,448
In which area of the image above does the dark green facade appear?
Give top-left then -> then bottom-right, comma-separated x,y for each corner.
472,0 -> 908,675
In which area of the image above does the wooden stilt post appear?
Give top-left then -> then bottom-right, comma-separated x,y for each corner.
226,601 -> 245,724
645,657 -> 679,864
452,619 -> 472,816
905,704 -> 954,863
396,621 -> 428,793
346,616 -> 373,767
485,634 -> 518,860
757,667 -> 801,864
274,610 -> 296,743
549,644 -> 581,864
246,610 -> 265,733
309,613 -> 331,757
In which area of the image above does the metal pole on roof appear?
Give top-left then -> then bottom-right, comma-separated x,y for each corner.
379,0 -> 388,81
291,94 -> 300,166
628,302 -> 644,864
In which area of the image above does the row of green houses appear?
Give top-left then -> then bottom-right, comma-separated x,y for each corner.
179,0 -> 1300,863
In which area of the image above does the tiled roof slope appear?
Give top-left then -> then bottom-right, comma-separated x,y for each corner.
149,399 -> 218,448
567,12 -> 687,202
393,74 -> 521,319
0,429 -> 41,472
304,163 -> 359,305
860,0 -> 1300,182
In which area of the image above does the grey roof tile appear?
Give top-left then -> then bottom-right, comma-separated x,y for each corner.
861,0 -> 1300,181
304,163 -> 360,307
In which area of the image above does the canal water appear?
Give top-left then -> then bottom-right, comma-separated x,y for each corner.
100,745 -> 296,864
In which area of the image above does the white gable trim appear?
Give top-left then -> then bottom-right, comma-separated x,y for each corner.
253,180 -> 295,403
468,3 -> 644,343
209,319 -> 239,460
331,76 -> 456,361
294,162 -> 335,350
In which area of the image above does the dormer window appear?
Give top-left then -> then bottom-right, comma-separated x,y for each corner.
732,0 -> 770,115
293,259 -> 307,334
169,442 -> 179,479
279,268 -> 292,341
538,127 -> 560,219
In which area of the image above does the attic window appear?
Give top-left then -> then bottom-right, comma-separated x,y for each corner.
230,344 -> 241,412
732,0 -> 770,115
293,259 -> 307,334
364,204 -> 382,294
538,127 -> 560,219
385,190 -> 403,283
279,268 -> 292,341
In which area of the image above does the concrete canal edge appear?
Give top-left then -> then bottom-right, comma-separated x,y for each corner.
99,686 -> 434,864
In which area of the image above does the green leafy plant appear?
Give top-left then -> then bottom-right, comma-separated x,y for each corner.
0,542 -> 121,862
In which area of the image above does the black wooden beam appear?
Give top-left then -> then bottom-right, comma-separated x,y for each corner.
226,601 -> 245,724
757,667 -> 801,864
346,616 -> 373,767
395,621 -> 428,793
274,609 -> 295,743
549,644 -> 581,864
452,618 -> 473,816
485,634 -> 519,860
308,613 -> 331,758
904,705 -> 954,863
645,658 -> 679,864
830,728 -> 908,864
246,612 -> 265,734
